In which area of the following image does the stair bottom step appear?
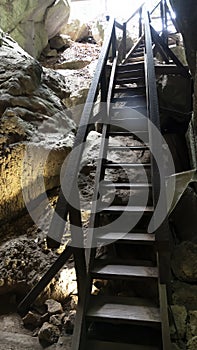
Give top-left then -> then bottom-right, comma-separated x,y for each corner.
88,321 -> 162,345
86,340 -> 160,350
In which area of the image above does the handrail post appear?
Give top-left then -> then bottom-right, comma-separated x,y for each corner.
139,7 -> 143,38
101,66 -> 107,102
160,0 -> 168,46
144,9 -> 172,291
122,22 -> 127,59
111,23 -> 116,60
164,0 -> 168,43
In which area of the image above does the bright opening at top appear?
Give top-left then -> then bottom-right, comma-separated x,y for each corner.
70,0 -> 164,22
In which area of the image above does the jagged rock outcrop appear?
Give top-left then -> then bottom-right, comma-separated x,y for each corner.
0,0 -> 70,58
170,0 -> 197,77
171,241 -> 197,282
0,31 -> 76,230
170,1 -> 197,164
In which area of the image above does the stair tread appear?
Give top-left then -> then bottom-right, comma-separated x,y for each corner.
87,297 -> 161,324
86,340 -> 159,350
108,145 -> 149,150
97,232 -> 155,243
116,77 -> 145,84
131,52 -> 145,57
96,258 -> 155,267
111,109 -> 147,119
112,96 -> 146,103
114,86 -> 146,93
104,162 -> 151,168
100,205 -> 154,213
107,131 -> 148,137
91,263 -> 158,279
117,62 -> 144,70
109,119 -> 148,132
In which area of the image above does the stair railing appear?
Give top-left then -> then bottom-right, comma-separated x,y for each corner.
115,2 -> 145,60
144,9 -> 171,286
144,9 -> 172,348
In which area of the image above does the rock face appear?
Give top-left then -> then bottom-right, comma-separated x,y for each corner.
0,31 -> 76,230
170,0 -> 197,76
171,241 -> 197,282
170,1 -> 197,166
0,0 -> 70,58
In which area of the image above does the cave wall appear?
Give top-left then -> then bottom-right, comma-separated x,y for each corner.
170,0 -> 197,77
170,0 -> 197,164
0,0 -> 70,58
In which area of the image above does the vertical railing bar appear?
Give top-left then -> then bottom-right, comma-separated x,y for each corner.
144,9 -> 171,288
123,22 -> 127,59
139,7 -> 143,38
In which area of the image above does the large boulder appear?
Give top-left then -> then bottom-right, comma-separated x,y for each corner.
0,31 -> 76,232
0,0 -> 70,58
45,0 -> 70,40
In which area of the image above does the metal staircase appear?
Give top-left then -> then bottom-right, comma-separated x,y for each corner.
18,1 -> 193,349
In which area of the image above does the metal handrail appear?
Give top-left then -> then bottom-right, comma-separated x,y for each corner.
144,10 -> 170,259
125,2 -> 145,24
47,18 -> 116,248
144,11 -> 172,349
150,0 -> 162,14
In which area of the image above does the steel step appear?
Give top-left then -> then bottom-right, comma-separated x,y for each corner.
107,145 -> 149,151
86,296 -> 161,325
97,232 -> 155,244
104,162 -> 151,168
114,86 -> 146,93
91,262 -> 158,280
109,118 -> 148,132
128,57 -> 145,63
116,70 -> 144,79
107,132 -> 149,140
117,62 -> 144,71
111,106 -> 147,118
131,51 -> 145,58
100,182 -> 152,190
113,94 -> 146,100
116,77 -> 145,85
112,95 -> 146,103
99,205 -> 154,213
86,340 -> 159,350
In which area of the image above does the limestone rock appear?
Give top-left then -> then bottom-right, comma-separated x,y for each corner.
172,281 -> 197,310
0,33 -> 76,229
187,311 -> 197,340
171,242 -> 197,282
38,322 -> 60,345
0,236 -> 60,297
63,310 -> 76,334
49,314 -> 64,328
45,300 -> 63,315
46,335 -> 72,350
0,0 -> 70,58
49,35 -> 71,50
62,20 -> 91,42
22,311 -> 42,328
170,305 -> 187,340
55,58 -> 91,70
187,336 -> 197,350
45,0 -> 70,40
45,49 -> 58,58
